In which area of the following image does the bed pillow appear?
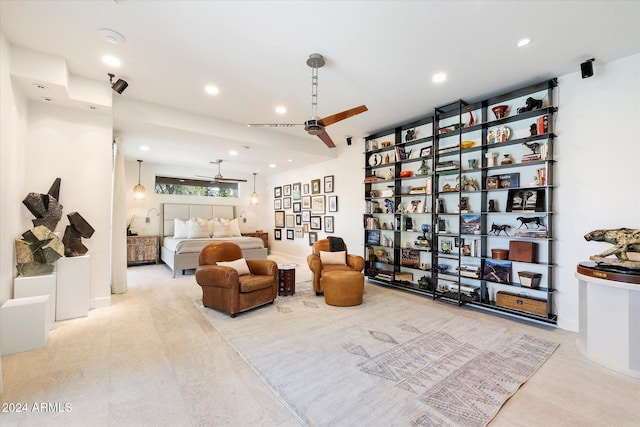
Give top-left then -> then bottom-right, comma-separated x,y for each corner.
173,218 -> 188,238
227,218 -> 242,237
320,250 -> 347,265
212,218 -> 232,237
216,258 -> 251,276
187,218 -> 210,239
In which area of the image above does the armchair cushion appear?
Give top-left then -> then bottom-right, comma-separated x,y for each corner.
320,250 -> 346,265
216,258 -> 250,276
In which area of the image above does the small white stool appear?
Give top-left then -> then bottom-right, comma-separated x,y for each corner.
1,295 -> 49,355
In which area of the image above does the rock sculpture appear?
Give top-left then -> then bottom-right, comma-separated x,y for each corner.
22,178 -> 63,231
15,225 -> 64,276
62,212 -> 95,257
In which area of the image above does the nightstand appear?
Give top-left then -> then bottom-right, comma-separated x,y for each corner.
127,235 -> 159,266
242,231 -> 268,250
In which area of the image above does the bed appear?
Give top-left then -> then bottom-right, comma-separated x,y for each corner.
160,203 -> 267,277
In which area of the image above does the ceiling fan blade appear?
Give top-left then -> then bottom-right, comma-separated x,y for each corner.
317,130 -> 336,148
196,175 -> 216,180
246,123 -> 303,128
318,105 -> 368,127
217,178 -> 247,183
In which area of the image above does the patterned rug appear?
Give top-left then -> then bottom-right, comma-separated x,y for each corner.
196,281 -> 558,427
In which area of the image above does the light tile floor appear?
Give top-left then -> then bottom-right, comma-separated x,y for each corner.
1,262 -> 638,426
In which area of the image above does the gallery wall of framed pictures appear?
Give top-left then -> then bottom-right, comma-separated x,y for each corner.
273,175 -> 337,245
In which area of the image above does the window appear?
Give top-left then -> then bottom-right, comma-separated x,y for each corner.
154,176 -> 238,198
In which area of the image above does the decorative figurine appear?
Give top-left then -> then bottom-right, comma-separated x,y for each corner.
584,228 -> 640,270
421,224 -> 430,240
405,128 -> 415,142
415,159 -> 429,176
468,159 -> 477,169
486,152 -> 498,167
517,96 -> 543,113
501,154 -> 514,165
441,240 -> 452,254
467,107 -> 475,127
530,123 -> 538,136
516,216 -> 546,229
489,223 -> 511,236
459,197 -> 469,213
488,199 -> 498,212
522,141 -> 540,154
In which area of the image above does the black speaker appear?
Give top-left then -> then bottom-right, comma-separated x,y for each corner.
581,59 -> 594,79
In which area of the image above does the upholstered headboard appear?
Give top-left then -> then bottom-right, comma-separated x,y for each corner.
162,203 -> 236,237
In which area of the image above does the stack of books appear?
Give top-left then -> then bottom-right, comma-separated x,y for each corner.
364,176 -> 379,183
458,264 -> 481,278
435,160 -> 459,171
514,229 -> 548,238
375,270 -> 394,281
522,153 -> 541,162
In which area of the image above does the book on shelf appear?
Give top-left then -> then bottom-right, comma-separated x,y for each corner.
536,167 -> 547,185
401,249 -> 420,268
514,229 -> 548,238
522,153 -> 541,162
458,264 -> 481,278
364,176 -> 379,183
482,259 -> 512,284
438,144 -> 459,154
435,160 -> 459,171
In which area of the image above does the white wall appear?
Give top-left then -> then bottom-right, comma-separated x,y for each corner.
25,102 -> 113,309
266,54 -> 640,332
123,160 -> 266,237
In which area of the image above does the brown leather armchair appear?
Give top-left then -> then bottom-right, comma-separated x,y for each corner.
195,242 -> 278,317
307,238 -> 365,295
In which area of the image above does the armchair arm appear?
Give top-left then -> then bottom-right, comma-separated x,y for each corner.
307,254 -> 322,274
195,265 -> 239,290
346,254 -> 365,272
246,260 -> 278,277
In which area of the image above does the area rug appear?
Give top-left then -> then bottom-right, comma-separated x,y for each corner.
196,282 -> 558,427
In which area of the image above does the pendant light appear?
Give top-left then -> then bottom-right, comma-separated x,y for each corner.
250,172 -> 259,205
133,160 -> 146,200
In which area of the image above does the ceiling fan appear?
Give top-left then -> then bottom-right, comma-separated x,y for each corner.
247,53 -> 368,148
197,159 -> 247,183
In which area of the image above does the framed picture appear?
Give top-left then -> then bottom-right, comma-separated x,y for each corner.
285,214 -> 295,228
324,175 -> 334,193
275,210 -> 285,228
274,186 -> 282,198
283,184 -> 291,196
274,229 -> 282,240
302,210 -> 311,222
311,195 -> 325,214
303,183 -> 310,195
366,229 -> 381,245
482,259 -> 512,283
286,229 -> 294,240
292,182 -> 301,200
311,179 -> 321,194
420,146 -> 432,157
295,227 -> 303,238
302,195 -> 311,209
293,202 -> 301,213
274,199 -> 282,210
324,216 -> 334,233
295,214 -> 302,225
310,216 -> 322,230
283,197 -> 292,209
303,224 -> 309,233
328,195 -> 338,212
308,232 -> 318,246
506,188 -> 545,212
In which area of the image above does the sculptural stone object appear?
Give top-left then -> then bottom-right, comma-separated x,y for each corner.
15,225 -> 64,276
22,178 -> 63,231
584,228 -> 640,270
62,211 -> 95,256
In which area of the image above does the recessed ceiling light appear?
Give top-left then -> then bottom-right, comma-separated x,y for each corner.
88,105 -> 97,110
432,72 -> 447,83
269,163 -> 276,168
139,145 -> 150,151
40,96 -> 54,102
32,83 -> 48,90
229,150 -> 238,156
517,38 -> 531,47
99,28 -> 126,44
102,55 -> 121,67
275,106 -> 287,114
287,159 -> 293,162
205,85 -> 219,95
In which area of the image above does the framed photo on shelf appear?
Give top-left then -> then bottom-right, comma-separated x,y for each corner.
311,179 -> 321,194
324,216 -> 334,233
293,202 -> 301,213
420,146 -> 432,157
310,216 -> 322,230
302,210 -> 311,222
366,229 -> 381,245
292,182 -> 301,200
283,184 -> 291,196
311,195 -> 325,214
506,188 -> 545,212
285,214 -> 295,228
286,229 -> 294,240
482,259 -> 512,283
302,195 -> 311,209
274,211 -> 285,228
283,197 -> 292,209
274,199 -> 282,210
274,229 -> 282,240
308,232 -> 318,246
328,195 -> 338,212
324,175 -> 334,193
274,186 -> 282,198
303,183 -> 310,195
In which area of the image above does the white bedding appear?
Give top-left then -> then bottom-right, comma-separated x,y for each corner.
163,236 -> 264,254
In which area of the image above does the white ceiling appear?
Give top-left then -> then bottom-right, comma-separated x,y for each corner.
1,0 -> 639,175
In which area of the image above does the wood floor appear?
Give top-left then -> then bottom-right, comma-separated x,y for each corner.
1,263 -> 638,426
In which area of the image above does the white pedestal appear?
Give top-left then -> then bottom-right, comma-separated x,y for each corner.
0,295 -> 49,355
14,273 -> 56,330
56,255 -> 90,321
576,271 -> 640,378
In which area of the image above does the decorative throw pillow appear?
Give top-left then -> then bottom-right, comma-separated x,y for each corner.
228,218 -> 242,237
212,218 -> 232,237
216,258 -> 251,276
320,250 -> 346,265
187,218 -> 210,239
173,218 -> 188,238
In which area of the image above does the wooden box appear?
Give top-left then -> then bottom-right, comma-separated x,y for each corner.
395,272 -> 413,282
518,271 -> 542,288
508,241 -> 537,263
495,291 -> 547,317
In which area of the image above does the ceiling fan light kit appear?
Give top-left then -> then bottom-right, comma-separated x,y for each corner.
247,53 -> 368,148
196,159 -> 248,184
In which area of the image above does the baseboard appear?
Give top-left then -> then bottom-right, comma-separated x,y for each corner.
90,296 -> 111,310
557,316 -> 579,333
